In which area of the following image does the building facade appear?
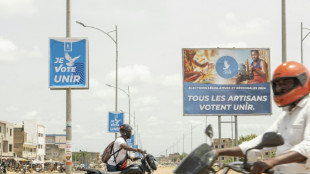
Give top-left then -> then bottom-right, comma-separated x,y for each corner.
213,138 -> 233,161
37,125 -> 46,163
0,120 -> 14,159
13,124 -> 37,159
45,134 -> 66,162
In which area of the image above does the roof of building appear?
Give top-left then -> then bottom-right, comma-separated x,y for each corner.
46,134 -> 66,136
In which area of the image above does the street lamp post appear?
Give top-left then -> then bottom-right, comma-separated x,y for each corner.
190,123 -> 202,151
106,84 -> 131,126
76,21 -> 119,139
301,22 -> 310,64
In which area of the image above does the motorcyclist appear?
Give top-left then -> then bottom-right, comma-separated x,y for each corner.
107,124 -> 143,171
215,61 -> 310,174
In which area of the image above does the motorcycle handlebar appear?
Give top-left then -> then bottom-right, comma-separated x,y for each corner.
224,163 -> 274,174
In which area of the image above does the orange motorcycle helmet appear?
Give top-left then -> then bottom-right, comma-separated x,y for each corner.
272,61 -> 310,107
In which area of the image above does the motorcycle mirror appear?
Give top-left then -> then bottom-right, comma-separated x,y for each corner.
205,124 -> 213,146
243,132 -> 284,167
205,124 -> 213,139
254,132 -> 284,149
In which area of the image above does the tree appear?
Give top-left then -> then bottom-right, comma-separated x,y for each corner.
179,152 -> 188,160
238,134 -> 257,145
72,150 -> 89,164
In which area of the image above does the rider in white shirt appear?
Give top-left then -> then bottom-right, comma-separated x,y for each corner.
107,124 -> 143,171
215,61 -> 310,174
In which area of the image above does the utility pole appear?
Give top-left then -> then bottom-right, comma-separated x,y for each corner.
66,1 -> 72,174
301,22 -> 303,64
282,0 -> 287,62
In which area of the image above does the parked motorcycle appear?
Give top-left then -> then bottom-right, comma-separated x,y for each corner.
174,124 -> 284,174
22,165 -> 27,174
59,163 -> 65,173
85,151 -> 157,174
35,164 -> 42,173
0,165 -> 5,174
22,165 -> 32,174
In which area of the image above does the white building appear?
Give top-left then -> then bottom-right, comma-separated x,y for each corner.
0,120 -> 14,159
23,120 -> 38,145
37,124 -> 46,163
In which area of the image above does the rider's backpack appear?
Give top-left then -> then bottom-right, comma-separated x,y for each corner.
101,141 -> 122,163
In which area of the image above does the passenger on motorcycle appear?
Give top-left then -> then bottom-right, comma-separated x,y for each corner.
215,61 -> 310,174
107,124 -> 143,172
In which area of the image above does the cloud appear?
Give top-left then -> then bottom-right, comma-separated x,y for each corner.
0,37 -> 16,52
25,110 -> 38,118
216,42 -> 248,48
0,37 -> 42,63
189,120 -> 203,126
27,46 -> 42,59
192,42 -> 248,49
94,104 -> 108,112
159,74 -> 182,87
135,96 -> 160,106
219,13 -> 270,37
106,64 -> 152,85
5,106 -> 19,112
89,78 -> 100,89
0,37 -> 18,62
0,0 -> 36,16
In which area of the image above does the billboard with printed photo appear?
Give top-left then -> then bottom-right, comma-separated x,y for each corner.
183,48 -> 271,115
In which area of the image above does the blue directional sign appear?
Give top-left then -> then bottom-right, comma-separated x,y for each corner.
49,38 -> 89,89
127,135 -> 134,147
108,112 -> 124,133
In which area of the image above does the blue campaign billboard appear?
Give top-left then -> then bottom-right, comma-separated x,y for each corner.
183,48 -> 271,115
49,38 -> 89,89
108,112 -> 124,133
127,135 -> 134,147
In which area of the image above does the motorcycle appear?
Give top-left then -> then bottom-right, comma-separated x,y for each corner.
35,164 -> 42,173
174,124 -> 284,174
85,152 -> 157,174
22,165 -> 27,174
0,166 -> 4,174
22,165 -> 32,174
59,163 -> 65,173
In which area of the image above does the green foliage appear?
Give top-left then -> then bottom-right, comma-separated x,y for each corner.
221,158 -> 234,165
230,133 -> 257,161
238,134 -> 257,145
270,151 -> 276,158
179,152 -> 187,160
72,151 -> 89,163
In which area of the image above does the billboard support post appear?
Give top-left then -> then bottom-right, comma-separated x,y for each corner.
235,115 -> 239,161
217,115 -> 239,167
218,115 -> 222,167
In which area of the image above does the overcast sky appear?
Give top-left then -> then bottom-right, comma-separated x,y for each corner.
1,0 -> 310,157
